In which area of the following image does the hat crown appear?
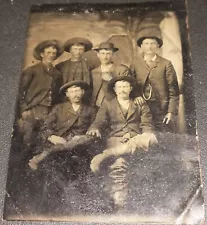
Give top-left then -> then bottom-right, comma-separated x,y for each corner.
97,42 -> 116,50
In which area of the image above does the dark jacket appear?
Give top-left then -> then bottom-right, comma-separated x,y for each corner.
19,62 -> 62,113
42,101 -> 97,139
88,98 -> 154,138
56,58 -> 95,86
132,55 -> 179,115
91,64 -> 131,106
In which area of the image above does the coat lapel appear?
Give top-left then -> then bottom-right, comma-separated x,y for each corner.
126,100 -> 138,120
92,66 -> 103,98
113,98 -> 128,121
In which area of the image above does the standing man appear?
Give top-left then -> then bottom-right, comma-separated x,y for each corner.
132,34 -> 179,132
87,76 -> 157,210
56,37 -> 94,86
91,42 -> 132,107
19,40 -> 64,145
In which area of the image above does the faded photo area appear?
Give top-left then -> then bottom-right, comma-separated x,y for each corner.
3,2 -> 205,224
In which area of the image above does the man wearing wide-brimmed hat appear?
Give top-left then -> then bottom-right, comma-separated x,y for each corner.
56,37 -> 95,86
19,39 -> 64,146
87,76 -> 157,210
132,28 -> 179,132
28,80 -> 97,170
91,41 -> 133,107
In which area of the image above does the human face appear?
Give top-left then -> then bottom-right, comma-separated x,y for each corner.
141,38 -> 159,55
113,81 -> 132,100
97,49 -> 113,65
40,46 -> 57,64
65,85 -> 85,104
70,44 -> 85,59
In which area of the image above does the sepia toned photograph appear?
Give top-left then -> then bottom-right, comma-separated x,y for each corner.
3,2 -> 205,224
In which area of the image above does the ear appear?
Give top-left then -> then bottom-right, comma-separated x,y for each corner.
81,89 -> 85,94
40,52 -> 44,58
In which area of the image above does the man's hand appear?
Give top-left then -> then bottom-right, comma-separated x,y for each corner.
21,110 -> 32,119
134,97 -> 145,106
142,133 -> 158,146
163,112 -> 173,124
48,135 -> 67,145
127,134 -> 148,154
86,129 -> 102,138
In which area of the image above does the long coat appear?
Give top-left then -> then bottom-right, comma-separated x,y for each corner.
42,101 -> 97,139
132,55 -> 179,115
88,97 -> 154,138
91,64 -> 131,106
19,62 -> 62,114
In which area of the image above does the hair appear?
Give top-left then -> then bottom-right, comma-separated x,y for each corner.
114,80 -> 132,87
40,45 -> 58,54
70,43 -> 85,50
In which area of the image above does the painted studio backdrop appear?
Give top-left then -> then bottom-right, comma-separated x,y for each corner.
3,3 -> 205,224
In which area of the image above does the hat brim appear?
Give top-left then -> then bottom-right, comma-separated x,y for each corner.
93,47 -> 119,52
33,40 -> 64,61
108,76 -> 138,93
137,36 -> 163,48
64,38 -> 93,52
60,81 -> 90,95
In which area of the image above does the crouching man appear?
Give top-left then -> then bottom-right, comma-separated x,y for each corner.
87,76 -> 157,210
28,80 -> 97,170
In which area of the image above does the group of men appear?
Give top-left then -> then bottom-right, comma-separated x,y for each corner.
18,33 -> 179,211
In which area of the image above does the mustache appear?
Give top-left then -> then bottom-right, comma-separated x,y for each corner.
72,96 -> 81,99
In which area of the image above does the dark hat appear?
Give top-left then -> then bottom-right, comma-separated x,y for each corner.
93,42 -> 119,52
108,76 -> 137,93
33,40 -> 64,60
136,27 -> 163,48
59,80 -> 89,95
64,37 -> 93,52
137,36 -> 163,48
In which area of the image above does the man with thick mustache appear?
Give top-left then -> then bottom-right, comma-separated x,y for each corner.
87,76 -> 157,210
28,80 -> 97,170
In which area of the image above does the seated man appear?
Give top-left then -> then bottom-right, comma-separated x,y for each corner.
87,76 -> 157,210
28,80 -> 97,170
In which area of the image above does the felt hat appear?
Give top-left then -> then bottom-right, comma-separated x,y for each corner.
33,40 -> 64,60
93,42 -> 119,52
137,27 -> 163,48
63,37 -> 93,52
59,80 -> 90,95
108,76 -> 138,93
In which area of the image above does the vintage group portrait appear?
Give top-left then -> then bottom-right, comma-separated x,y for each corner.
3,1 -> 205,224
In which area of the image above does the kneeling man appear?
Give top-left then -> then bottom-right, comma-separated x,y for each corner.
87,76 -> 157,210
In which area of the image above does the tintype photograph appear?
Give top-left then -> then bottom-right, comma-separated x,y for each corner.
3,1 -> 205,224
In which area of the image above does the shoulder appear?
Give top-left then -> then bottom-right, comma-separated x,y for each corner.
115,64 -> 129,70
157,55 -> 171,65
23,63 -> 41,73
52,102 -> 68,111
83,104 -> 96,112
56,60 -> 70,70
103,97 -> 116,107
92,66 -> 101,73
